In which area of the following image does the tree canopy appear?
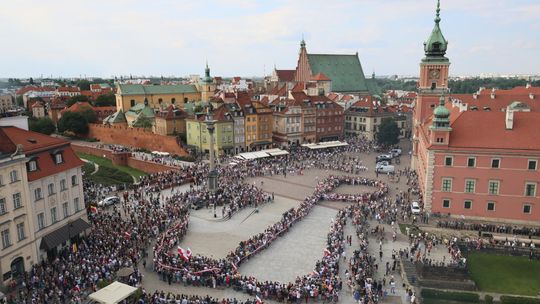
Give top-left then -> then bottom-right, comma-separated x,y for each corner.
57,112 -> 90,135
29,117 -> 55,135
93,94 -> 116,107
376,118 -> 400,147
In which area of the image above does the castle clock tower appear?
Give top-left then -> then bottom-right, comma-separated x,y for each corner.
412,0 -> 450,168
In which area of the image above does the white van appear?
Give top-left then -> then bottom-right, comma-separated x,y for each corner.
376,164 -> 395,173
411,201 -> 421,214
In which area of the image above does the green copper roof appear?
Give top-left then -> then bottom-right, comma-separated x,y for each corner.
307,54 -> 370,93
432,95 -> 450,128
366,79 -> 382,97
118,84 -> 198,95
424,0 -> 448,61
126,102 -> 155,118
202,62 -> 213,84
105,109 -> 127,123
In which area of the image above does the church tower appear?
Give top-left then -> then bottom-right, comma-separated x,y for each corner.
412,0 -> 450,168
200,62 -> 216,103
295,38 -> 312,82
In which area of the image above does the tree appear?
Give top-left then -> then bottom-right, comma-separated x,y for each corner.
57,112 -> 89,135
29,117 -> 56,135
376,118 -> 400,147
93,94 -> 116,107
29,77 -> 34,85
66,95 -> 90,107
16,96 -> 24,107
77,79 -> 91,90
79,108 -> 97,123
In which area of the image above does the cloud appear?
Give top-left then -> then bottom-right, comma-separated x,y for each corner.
0,0 -> 538,77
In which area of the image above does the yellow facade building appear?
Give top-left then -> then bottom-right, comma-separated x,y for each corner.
115,84 -> 201,113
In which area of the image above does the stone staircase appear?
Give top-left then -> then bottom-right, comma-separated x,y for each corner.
401,259 -> 420,286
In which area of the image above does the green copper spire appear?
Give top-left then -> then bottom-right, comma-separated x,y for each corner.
432,95 -> 451,128
203,61 -> 213,84
424,0 -> 448,60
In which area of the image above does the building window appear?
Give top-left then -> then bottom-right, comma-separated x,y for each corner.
50,207 -> 57,224
488,181 -> 499,195
37,213 -> 45,230
9,170 -> 18,183
0,198 -> 6,215
28,160 -> 37,172
523,204 -> 532,214
55,153 -> 63,164
525,183 -> 536,197
0,175 -> 3,186
528,160 -> 537,170
487,201 -> 495,211
13,193 -> 21,209
60,179 -> 67,191
441,178 -> 452,192
442,199 -> 450,208
171,98 -> 176,104
467,157 -> 476,167
62,202 -> 69,218
465,179 -> 476,193
158,98 -> 163,104
491,159 -> 500,169
74,197 -> 80,212
464,200 -> 472,209
48,183 -> 55,196
34,188 -> 43,201
71,175 -> 78,186
1,229 -> 11,249
130,100 -> 135,107
16,222 -> 25,241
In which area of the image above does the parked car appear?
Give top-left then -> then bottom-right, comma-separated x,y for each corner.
97,196 -> 120,207
377,160 -> 391,167
376,154 -> 393,163
376,164 -> 395,173
390,148 -> 402,157
411,201 -> 421,215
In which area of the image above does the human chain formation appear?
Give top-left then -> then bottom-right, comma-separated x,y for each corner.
436,220 -> 540,238
11,136 -> 400,303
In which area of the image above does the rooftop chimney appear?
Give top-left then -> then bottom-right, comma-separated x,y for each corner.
505,107 -> 514,130
526,83 -> 531,89
490,92 -> 496,100
529,93 -> 535,100
473,93 -> 478,99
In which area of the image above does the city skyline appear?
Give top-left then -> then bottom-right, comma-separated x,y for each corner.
1,0 -> 539,78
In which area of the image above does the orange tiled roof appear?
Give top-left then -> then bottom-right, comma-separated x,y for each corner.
275,70 -> 295,82
310,72 -> 331,81
448,111 -> 540,151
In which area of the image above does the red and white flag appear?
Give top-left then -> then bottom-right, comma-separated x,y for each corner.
124,232 -> 131,240
186,248 -> 192,260
90,206 -> 98,213
255,295 -> 263,304
323,248 -> 331,257
178,246 -> 188,261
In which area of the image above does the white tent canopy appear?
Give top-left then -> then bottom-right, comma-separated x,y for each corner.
301,141 -> 348,150
88,281 -> 138,304
235,148 -> 289,160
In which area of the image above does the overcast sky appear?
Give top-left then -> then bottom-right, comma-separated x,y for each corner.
1,0 -> 539,78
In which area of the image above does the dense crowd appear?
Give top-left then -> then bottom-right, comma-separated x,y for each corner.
436,220 -> 540,238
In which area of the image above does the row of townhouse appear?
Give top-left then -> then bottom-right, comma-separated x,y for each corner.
0,126 -> 87,287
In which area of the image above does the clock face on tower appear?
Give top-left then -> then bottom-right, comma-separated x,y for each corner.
430,69 -> 441,79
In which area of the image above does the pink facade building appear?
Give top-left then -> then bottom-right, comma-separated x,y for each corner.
412,1 -> 540,224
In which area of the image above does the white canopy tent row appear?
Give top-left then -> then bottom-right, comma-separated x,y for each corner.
301,141 -> 349,150
233,148 -> 290,161
88,281 -> 138,304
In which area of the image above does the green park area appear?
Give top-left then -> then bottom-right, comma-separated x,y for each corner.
78,152 -> 148,186
468,252 -> 540,296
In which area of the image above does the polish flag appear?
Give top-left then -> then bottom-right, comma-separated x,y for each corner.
186,248 -> 192,259
323,248 -> 331,257
90,206 -> 98,213
178,246 -> 188,261
255,295 -> 263,304
311,269 -> 319,276
124,232 -> 131,240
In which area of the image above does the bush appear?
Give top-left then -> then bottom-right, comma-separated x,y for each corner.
421,289 -> 480,303
500,296 -> 540,304
29,117 -> 56,135
96,279 -> 111,289
484,295 -> 493,304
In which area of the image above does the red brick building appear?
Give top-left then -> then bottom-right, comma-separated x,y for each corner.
412,1 -> 540,224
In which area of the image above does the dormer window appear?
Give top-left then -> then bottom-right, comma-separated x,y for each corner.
28,160 -> 37,172
55,153 -> 63,164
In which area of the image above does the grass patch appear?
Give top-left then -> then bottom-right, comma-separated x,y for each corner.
88,166 -> 133,186
421,289 -> 479,303
77,152 -> 147,182
399,223 -> 421,236
82,162 -> 95,176
500,296 -> 540,304
468,252 -> 540,296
